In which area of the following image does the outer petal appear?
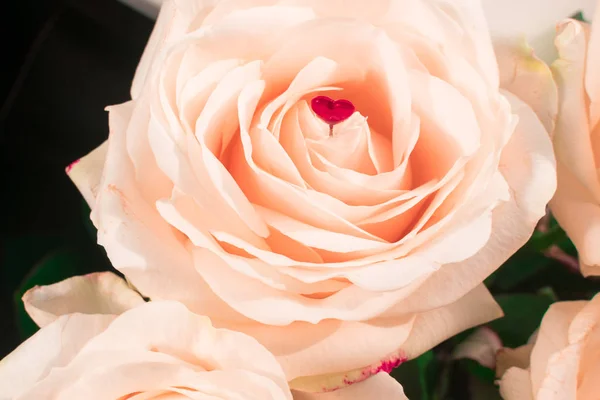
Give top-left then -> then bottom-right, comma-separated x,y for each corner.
288,285 -> 501,392
586,2 -> 600,128
292,373 -> 408,400
66,140 -> 107,207
529,301 -> 586,394
496,344 -> 534,378
381,90 -> 555,318
550,160 -> 600,276
495,37 -> 558,133
551,20 -> 600,202
131,0 -> 218,99
0,314 -> 114,399
22,272 -> 145,328
499,367 -> 535,400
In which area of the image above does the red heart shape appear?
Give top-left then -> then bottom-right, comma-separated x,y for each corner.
311,96 -> 355,126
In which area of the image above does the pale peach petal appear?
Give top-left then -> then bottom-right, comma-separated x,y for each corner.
586,4 -> 600,128
0,314 -> 114,399
552,20 -> 600,202
96,103 -> 242,321
292,373 -> 408,400
22,272 -> 145,328
496,345 -> 534,378
388,90 -> 553,315
398,284 -> 502,359
4,302 -> 293,400
131,0 -> 216,99
536,343 -> 581,400
530,301 -> 586,394
499,367 -> 535,400
550,161 -> 600,277
494,37 -> 558,133
233,317 -> 414,382
66,140 -> 107,207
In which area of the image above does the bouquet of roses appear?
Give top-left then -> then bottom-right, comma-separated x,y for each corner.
1,0 -> 600,398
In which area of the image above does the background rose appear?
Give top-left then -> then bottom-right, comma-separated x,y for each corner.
497,293 -> 600,399
0,273 -> 407,400
68,0 -> 556,390
550,2 -> 600,277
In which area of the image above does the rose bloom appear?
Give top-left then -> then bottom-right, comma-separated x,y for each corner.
549,3 -> 600,277
68,0 -> 557,391
497,293 -> 600,399
0,273 -> 407,399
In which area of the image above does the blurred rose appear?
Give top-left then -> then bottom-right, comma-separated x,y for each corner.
0,273 -> 408,399
68,0 -> 556,390
549,3 -> 600,276
498,294 -> 600,399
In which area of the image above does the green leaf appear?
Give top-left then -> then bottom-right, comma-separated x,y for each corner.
488,293 -> 555,348
462,359 -> 495,384
487,248 -> 552,291
14,248 -> 86,340
571,11 -> 587,22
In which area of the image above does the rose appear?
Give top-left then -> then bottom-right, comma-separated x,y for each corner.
0,273 -> 408,400
497,293 -> 600,399
549,3 -> 600,277
67,0 -> 557,390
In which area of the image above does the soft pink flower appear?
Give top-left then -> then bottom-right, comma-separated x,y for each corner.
0,273 -> 408,399
549,2 -> 600,276
498,294 -> 600,399
68,0 -> 556,390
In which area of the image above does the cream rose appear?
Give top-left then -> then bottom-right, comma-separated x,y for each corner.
67,0 -> 557,391
0,273 -> 407,400
497,293 -> 600,399
549,3 -> 600,277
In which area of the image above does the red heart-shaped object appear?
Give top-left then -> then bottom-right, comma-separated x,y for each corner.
311,96 -> 355,126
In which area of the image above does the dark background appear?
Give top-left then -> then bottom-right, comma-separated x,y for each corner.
0,0 -> 153,358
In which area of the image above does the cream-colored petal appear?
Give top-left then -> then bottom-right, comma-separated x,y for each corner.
292,373 -> 408,400
0,314 -> 114,399
586,4 -> 600,128
552,20 -> 600,201
496,345 -> 534,378
23,272 -> 145,328
66,140 -> 107,207
530,301 -> 586,394
382,91 -> 555,316
131,0 -> 217,98
499,367 -> 535,400
399,284 -> 503,359
494,37 -> 558,133
550,160 -> 600,276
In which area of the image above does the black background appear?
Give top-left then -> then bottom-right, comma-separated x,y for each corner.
0,0 -> 153,358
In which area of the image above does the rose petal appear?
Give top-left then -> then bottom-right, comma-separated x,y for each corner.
23,272 -> 145,328
131,0 -> 216,99
382,91 -> 555,315
66,140 -> 107,207
292,373 -> 407,400
499,367 -> 535,400
550,160 -> 600,276
586,5 -> 600,128
529,301 -> 586,394
494,37 -> 558,133
552,20 -> 600,202
0,314 -> 114,399
496,345 -> 534,378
